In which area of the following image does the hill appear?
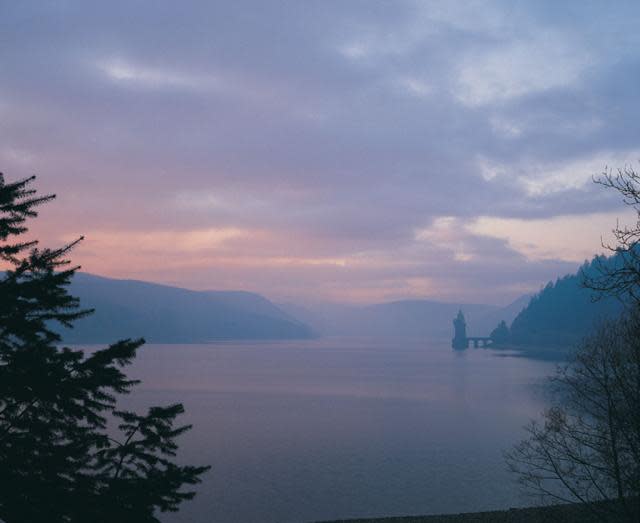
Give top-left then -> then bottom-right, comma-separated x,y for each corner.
60,273 -> 313,343
507,255 -> 624,348
279,296 -> 529,340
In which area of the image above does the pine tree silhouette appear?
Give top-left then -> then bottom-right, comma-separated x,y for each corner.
0,174 -> 210,522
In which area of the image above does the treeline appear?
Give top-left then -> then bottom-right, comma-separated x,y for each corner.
498,255 -> 624,348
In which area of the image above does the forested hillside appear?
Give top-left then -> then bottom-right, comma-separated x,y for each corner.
508,255 -> 624,347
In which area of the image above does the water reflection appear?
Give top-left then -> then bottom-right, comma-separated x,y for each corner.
116,338 -> 555,523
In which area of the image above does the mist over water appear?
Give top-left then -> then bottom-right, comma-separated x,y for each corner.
119,338 -> 555,523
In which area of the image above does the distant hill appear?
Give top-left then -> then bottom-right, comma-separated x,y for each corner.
279,295 -> 529,340
60,273 -> 313,343
508,256 -> 624,348
474,293 -> 532,335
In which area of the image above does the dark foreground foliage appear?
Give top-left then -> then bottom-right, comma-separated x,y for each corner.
0,174 -> 209,522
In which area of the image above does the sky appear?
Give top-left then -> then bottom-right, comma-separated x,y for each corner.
2,0 -> 640,305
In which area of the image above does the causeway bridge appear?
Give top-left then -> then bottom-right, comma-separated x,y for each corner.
466,336 -> 493,348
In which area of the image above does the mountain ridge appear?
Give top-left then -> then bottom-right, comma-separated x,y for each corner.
278,295 -> 530,340
45,272 -> 534,344
61,273 -> 314,343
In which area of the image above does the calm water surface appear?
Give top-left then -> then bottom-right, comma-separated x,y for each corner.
118,337 -> 556,523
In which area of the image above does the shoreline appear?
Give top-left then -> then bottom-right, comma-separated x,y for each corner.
314,503 -> 608,523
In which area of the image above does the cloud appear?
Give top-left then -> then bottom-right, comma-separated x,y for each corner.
415,217 -> 475,262
95,57 -> 289,109
79,227 -> 248,253
455,32 -> 592,106
468,210 -> 637,262
0,146 -> 35,168
474,150 -> 640,197
395,76 -> 432,98
98,59 -> 209,91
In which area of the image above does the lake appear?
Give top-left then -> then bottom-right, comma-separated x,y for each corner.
118,337 -> 557,523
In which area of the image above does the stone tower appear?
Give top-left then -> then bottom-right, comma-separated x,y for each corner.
452,309 -> 468,350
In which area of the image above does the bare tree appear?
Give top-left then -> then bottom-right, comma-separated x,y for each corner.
583,166 -> 640,304
505,311 -> 640,521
